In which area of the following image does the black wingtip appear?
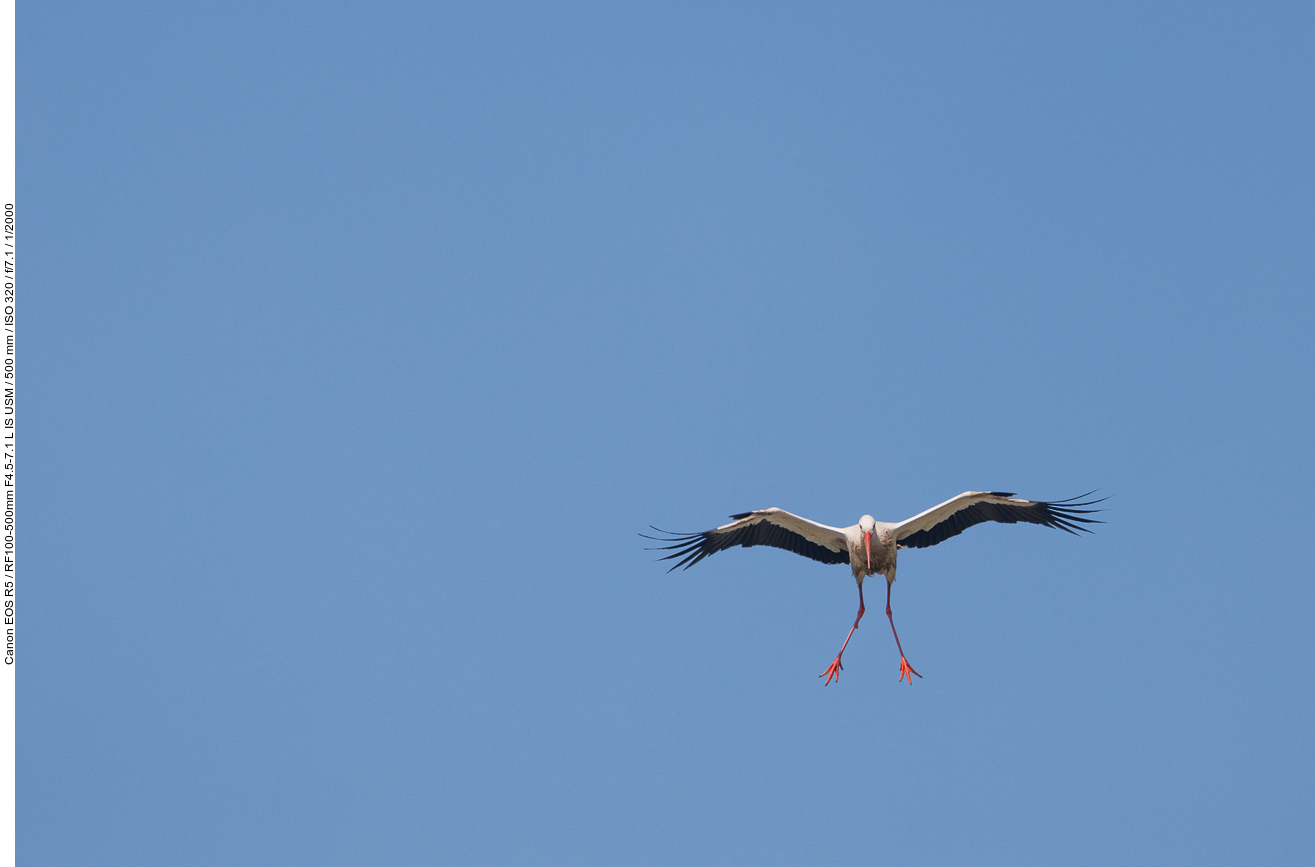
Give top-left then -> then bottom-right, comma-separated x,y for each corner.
641,526 -> 713,572
1041,491 -> 1108,537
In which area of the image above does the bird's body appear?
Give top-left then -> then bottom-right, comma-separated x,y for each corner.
845,519 -> 897,580
645,491 -> 1103,684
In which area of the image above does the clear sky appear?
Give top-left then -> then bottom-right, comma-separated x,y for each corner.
22,2 -> 1315,864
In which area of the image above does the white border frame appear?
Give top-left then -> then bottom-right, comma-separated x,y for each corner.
0,1 -> 14,865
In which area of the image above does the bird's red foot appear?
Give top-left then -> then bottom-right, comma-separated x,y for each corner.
820,656 -> 844,685
898,655 -> 922,684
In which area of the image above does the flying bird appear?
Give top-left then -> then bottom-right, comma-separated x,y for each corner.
644,491 -> 1103,684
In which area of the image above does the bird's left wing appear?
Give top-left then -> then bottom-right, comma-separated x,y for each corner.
893,491 -> 1104,549
643,508 -> 850,572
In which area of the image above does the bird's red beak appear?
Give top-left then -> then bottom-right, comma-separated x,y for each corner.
864,530 -> 871,571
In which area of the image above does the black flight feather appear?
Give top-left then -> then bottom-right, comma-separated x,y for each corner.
642,515 -> 849,572
897,493 -> 1106,550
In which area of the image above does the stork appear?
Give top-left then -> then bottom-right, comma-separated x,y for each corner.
645,491 -> 1103,684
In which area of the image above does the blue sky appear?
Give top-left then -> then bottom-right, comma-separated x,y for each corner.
22,2 -> 1315,864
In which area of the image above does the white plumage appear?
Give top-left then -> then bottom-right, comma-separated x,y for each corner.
645,491 -> 1103,684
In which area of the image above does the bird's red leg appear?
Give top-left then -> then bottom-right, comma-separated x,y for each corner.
886,580 -> 921,684
820,584 -> 865,685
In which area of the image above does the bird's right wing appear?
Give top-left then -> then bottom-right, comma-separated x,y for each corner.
643,508 -> 850,572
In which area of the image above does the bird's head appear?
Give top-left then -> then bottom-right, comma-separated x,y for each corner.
859,515 -> 877,570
